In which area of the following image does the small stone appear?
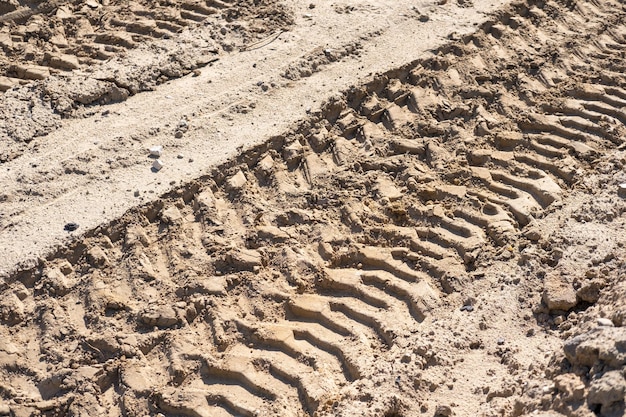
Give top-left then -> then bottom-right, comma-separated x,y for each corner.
523,224 -> 543,241
133,190 -> 140,197
152,159 -> 164,171
588,370 -> 626,408
64,222 -> 79,232
542,274 -> 578,312
577,280 -> 602,303
460,305 -> 474,312
597,318 -> 614,327
618,183 -> 626,198
434,404 -> 452,417
563,327 -> 626,367
174,130 -> 184,138
497,338 -> 505,345
177,154 -> 184,159
149,146 -> 163,157
553,316 -> 564,325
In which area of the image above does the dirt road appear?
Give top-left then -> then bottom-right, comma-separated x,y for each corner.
1,0 -> 626,416
0,0 -> 507,275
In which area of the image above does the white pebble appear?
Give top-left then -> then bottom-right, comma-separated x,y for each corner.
149,146 -> 163,157
597,318 -> 614,327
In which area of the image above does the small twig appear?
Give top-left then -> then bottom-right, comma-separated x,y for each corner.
201,57 -> 220,66
83,340 -> 104,359
241,30 -> 285,52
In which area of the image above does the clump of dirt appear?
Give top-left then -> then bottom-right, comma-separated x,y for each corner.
510,155 -> 626,417
224,0 -> 294,36
282,41 -> 363,80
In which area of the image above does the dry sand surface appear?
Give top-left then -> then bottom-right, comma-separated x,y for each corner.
1,0 -> 626,416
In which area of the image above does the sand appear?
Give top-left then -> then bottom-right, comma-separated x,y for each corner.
0,0 -> 625,416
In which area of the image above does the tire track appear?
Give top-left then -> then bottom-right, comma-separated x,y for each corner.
0,0 -> 283,92
1,0 -> 626,415
143,0 -> 626,412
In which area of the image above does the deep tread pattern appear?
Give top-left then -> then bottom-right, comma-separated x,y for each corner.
0,0 -> 235,90
1,0 -> 626,416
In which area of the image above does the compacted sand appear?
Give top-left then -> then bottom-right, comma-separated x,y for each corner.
0,1 -> 625,416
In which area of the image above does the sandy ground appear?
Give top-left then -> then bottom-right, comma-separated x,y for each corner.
0,0 -> 510,275
1,0 -> 626,416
